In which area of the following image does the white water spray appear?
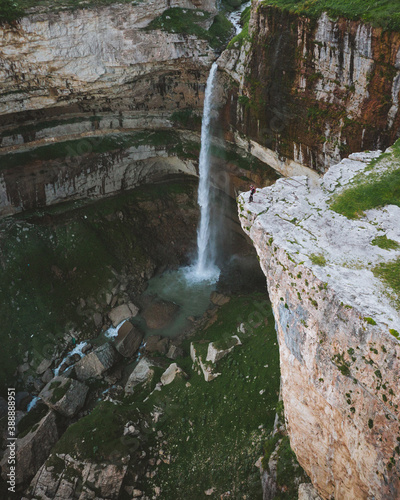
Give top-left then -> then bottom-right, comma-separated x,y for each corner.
191,62 -> 220,282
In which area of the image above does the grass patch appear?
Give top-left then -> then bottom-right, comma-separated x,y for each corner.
262,0 -> 400,32
331,139 -> 400,219
371,235 -> 400,250
50,379 -> 72,404
0,0 -> 24,24
138,294 -> 280,498
373,258 -> 400,309
310,253 -> 326,266
146,8 -> 233,51
17,401 -> 49,438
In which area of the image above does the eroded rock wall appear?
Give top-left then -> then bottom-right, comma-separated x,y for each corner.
219,2 -> 400,173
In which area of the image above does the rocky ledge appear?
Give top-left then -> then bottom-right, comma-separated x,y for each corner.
238,148 -> 400,499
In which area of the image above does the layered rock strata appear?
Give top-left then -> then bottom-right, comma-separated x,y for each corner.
220,1 -> 400,173
238,149 -> 400,499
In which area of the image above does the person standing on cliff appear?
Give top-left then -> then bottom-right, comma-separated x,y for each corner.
249,185 -> 256,202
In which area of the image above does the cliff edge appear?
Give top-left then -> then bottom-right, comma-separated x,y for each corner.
238,145 -> 400,499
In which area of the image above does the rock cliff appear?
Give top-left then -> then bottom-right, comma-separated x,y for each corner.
220,1 -> 400,174
238,147 -> 400,499
0,0 -> 219,215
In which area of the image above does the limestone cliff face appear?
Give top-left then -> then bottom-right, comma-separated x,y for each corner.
0,0 -> 217,215
238,149 -> 400,499
220,2 -> 400,173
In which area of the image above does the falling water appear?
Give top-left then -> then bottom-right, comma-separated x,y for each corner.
190,62 -> 220,282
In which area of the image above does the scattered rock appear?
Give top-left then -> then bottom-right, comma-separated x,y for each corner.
82,343 -> 92,354
206,335 -> 241,364
205,488 -> 215,496
160,363 -> 186,386
142,299 -> 179,330
125,358 -> 154,393
75,343 -> 119,381
114,321 -> 144,358
39,376 -> 88,417
109,302 -> 139,326
0,411 -> 58,486
132,489 -> 143,498
190,337 -> 241,382
18,362 -> 30,374
210,292 -> 230,306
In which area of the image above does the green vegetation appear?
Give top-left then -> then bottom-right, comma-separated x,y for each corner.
170,109 -> 202,129
17,401 -> 49,438
147,8 -> 233,51
331,140 -> 400,219
16,0 -> 140,14
0,0 -> 24,24
227,5 -> 251,49
310,253 -> 326,266
0,130 -> 183,170
371,235 -> 400,251
364,317 -> 377,326
50,295 -> 281,497
221,0 -> 248,12
390,329 -> 400,339
0,180 -> 197,390
373,258 -> 400,309
50,379 -> 72,403
262,0 -> 400,32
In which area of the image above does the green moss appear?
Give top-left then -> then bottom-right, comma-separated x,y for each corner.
170,109 -> 202,129
17,401 -> 49,438
332,353 -> 350,377
310,253 -> 326,266
227,5 -> 251,48
50,379 -> 72,404
275,435 -> 310,498
262,0 -> 400,32
389,329 -> 400,339
371,235 -> 400,250
365,317 -> 377,325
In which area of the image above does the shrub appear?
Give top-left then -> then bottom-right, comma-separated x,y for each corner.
0,0 -> 24,25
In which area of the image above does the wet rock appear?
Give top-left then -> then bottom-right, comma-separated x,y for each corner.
39,376 -> 88,417
109,302 -> 139,327
33,379 -> 45,392
0,411 -> 58,486
114,321 -> 144,358
36,358 -> 53,375
125,358 -> 154,393
81,343 -> 92,354
75,343 -> 119,381
160,363 -> 186,386
142,299 -> 179,330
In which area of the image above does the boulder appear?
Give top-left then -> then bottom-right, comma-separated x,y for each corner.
1,411 -> 58,486
166,344 -> 184,360
108,302 -> 139,327
75,343 -> 119,381
29,455 -> 128,499
142,299 -> 179,330
114,322 -> 144,358
145,335 -> 170,355
206,335 -> 241,364
41,368 -> 53,384
16,391 -> 32,411
36,358 -> 53,375
125,358 -> 154,393
160,363 -> 186,386
39,376 -> 88,417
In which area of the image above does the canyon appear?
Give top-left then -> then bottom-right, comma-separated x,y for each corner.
1,0 -> 400,498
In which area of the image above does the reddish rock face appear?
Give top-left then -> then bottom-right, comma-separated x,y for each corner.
220,5 -> 400,174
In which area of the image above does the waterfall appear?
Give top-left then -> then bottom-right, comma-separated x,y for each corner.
189,62 -> 220,282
